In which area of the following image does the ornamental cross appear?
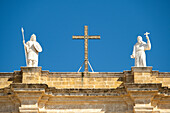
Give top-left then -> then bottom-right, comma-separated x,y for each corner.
72,26 -> 100,72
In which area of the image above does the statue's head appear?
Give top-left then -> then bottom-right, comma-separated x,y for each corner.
30,34 -> 36,41
137,36 -> 143,43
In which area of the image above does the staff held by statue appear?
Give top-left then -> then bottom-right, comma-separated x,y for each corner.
21,27 -> 28,66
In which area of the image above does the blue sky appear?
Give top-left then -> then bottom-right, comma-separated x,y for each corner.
0,0 -> 170,72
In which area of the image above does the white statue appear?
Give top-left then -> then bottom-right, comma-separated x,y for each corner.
21,28 -> 42,67
131,32 -> 151,67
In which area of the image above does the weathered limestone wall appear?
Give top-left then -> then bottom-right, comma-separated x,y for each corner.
1,67 -> 170,89
0,73 -> 13,88
42,97 -> 128,113
45,73 -> 123,89
20,67 -> 123,89
0,67 -> 170,113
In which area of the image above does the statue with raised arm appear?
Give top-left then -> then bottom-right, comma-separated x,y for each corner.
21,28 -> 42,67
131,32 -> 151,67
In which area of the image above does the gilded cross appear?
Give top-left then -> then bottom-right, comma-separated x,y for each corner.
72,26 -> 100,72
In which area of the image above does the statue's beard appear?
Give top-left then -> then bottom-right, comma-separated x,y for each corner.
138,41 -> 145,44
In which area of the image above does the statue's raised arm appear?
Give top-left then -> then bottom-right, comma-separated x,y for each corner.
144,32 -> 151,50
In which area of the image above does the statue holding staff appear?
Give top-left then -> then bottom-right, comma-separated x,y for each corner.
21,28 -> 42,67
131,32 -> 151,67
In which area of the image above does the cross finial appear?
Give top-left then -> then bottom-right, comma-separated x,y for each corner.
84,26 -> 88,36
72,26 -> 101,72
144,32 -> 150,36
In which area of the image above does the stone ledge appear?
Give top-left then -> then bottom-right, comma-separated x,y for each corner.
45,86 -> 127,96
132,67 -> 153,73
0,72 -> 13,78
46,72 -> 124,78
39,109 -> 104,113
10,83 -> 48,89
4,83 -> 170,96
13,88 -> 45,92
158,72 -> 170,78
21,67 -> 42,73
125,83 -> 162,92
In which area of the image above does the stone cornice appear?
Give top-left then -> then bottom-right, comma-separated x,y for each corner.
0,83 -> 170,97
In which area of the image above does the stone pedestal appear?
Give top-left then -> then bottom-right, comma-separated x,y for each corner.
132,67 -> 153,83
17,90 -> 43,113
125,83 -> 161,113
21,67 -> 42,83
132,91 -> 155,113
12,84 -> 46,113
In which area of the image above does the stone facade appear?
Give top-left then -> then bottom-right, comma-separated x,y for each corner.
0,67 -> 170,113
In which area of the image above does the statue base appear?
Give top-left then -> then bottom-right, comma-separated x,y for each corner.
21,67 -> 42,83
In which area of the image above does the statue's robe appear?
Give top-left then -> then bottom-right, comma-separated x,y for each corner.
132,41 -> 151,67
25,41 -> 42,66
